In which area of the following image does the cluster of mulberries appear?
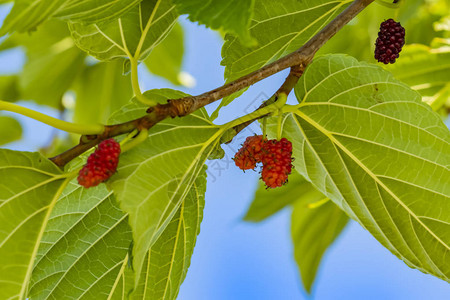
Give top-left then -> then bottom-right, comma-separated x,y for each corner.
77,139 -> 121,188
233,135 -> 293,188
374,19 -> 405,64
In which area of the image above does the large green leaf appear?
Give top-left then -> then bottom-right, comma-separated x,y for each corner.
0,150 -> 68,300
107,170 -> 206,299
214,0 -> 352,119
69,0 -> 178,61
131,168 -> 206,299
0,116 -> 22,146
173,0 -> 254,45
28,182 -> 132,299
8,20 -> 86,107
144,22 -> 185,85
385,44 -> 450,110
107,89 -> 221,287
0,0 -> 142,36
244,171 -> 313,222
292,197 -> 348,293
73,60 -> 133,125
272,54 -> 450,281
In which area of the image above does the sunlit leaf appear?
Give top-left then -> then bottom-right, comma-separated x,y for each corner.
0,150 -> 68,300
55,0 -> 142,24
13,20 -> 86,108
173,0 -> 255,45
107,89 -> 221,287
28,182 -> 132,299
270,54 -> 450,282
144,22 -> 185,85
69,0 -> 178,61
73,60 -> 133,124
0,0 -> 142,36
385,44 -> 450,110
132,168 -> 206,299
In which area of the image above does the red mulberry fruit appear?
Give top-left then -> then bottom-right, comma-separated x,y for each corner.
260,138 -> 293,188
77,139 -> 121,188
233,135 -> 266,170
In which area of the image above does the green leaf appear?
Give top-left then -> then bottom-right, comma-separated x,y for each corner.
144,22 -> 185,85
273,54 -> 450,282
73,60 -> 133,125
54,0 -> 142,24
15,20 -> 86,107
215,0 -> 352,118
244,171 -> 313,222
0,150 -> 68,300
107,89 -> 221,287
28,182 -> 132,299
0,75 -> 21,102
0,0 -> 142,36
69,0 -> 178,61
132,167 -> 206,299
292,197 -> 348,293
173,0 -> 255,45
385,45 -> 450,110
0,116 -> 22,145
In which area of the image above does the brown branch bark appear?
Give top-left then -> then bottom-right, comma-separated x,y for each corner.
159,0 -> 375,116
50,0 -> 374,168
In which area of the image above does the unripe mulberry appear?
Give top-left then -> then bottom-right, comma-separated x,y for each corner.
77,139 -> 121,188
374,19 -> 405,64
233,135 -> 266,170
260,138 -> 293,188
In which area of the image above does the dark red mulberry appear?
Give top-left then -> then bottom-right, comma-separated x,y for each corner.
374,19 -> 405,64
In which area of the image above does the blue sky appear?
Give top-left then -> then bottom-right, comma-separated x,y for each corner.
0,5 -> 449,299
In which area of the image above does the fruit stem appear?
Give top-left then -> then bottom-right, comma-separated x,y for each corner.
275,93 -> 288,140
0,100 -> 104,135
220,101 -> 281,131
129,57 -> 157,106
121,129 -> 149,153
120,129 -> 139,147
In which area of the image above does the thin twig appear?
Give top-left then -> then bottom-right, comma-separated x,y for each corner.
50,0 -> 374,167
225,64 -> 306,142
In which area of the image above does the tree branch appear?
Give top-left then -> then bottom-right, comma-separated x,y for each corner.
50,0 -> 374,168
157,0 -> 375,116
